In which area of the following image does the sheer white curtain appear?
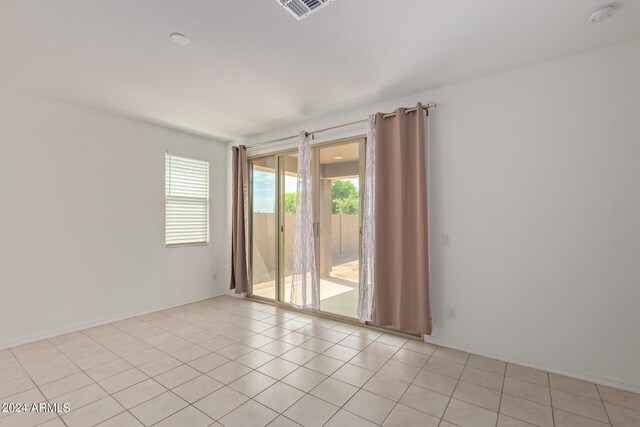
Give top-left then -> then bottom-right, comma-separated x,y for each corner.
290,131 -> 319,309
358,114 -> 376,322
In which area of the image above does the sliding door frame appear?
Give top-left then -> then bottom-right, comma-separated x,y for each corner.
248,136 -> 365,305
248,135 -> 412,327
247,155 -> 279,304
277,154 -> 286,305
312,137 -> 365,312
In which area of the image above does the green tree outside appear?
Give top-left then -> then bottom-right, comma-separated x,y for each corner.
283,179 -> 359,214
284,192 -> 297,213
332,179 -> 359,214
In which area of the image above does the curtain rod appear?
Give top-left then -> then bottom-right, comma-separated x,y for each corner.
247,102 -> 437,149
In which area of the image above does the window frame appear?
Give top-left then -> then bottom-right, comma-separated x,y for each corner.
165,150 -> 210,248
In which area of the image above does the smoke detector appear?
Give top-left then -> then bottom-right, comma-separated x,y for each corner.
277,0 -> 337,20
587,5 -> 616,23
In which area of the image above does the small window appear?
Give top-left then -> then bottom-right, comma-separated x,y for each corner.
165,152 -> 209,246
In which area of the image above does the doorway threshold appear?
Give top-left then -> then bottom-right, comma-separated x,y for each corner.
245,294 -> 421,340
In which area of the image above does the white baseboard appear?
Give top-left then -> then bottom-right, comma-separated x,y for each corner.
426,335 -> 640,394
0,293 -> 224,351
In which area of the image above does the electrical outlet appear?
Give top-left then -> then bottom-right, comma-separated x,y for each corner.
442,233 -> 451,246
446,306 -> 457,320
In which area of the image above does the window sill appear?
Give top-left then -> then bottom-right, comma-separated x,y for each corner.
166,242 -> 209,248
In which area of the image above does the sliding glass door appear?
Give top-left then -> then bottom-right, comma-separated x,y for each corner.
316,141 -> 362,318
249,157 -> 277,300
280,153 -> 300,305
249,137 -> 364,320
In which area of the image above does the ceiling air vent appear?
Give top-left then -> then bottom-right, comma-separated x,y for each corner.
277,0 -> 337,20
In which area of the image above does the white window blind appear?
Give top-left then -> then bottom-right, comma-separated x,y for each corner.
165,153 -> 209,246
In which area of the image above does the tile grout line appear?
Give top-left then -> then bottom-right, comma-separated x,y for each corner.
548,372 -> 557,427
493,359 -> 507,427
595,382 -> 614,426
437,349 -> 471,426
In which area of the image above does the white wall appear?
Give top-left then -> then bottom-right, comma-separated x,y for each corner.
248,39 -> 640,392
0,87 -> 230,348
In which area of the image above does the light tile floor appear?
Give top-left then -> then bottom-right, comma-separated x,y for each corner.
1,296 -> 639,426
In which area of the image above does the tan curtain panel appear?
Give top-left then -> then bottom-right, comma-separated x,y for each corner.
372,103 -> 432,334
230,145 -> 250,294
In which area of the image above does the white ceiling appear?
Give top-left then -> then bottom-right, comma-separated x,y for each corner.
319,142 -> 360,164
2,1 -> 639,141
